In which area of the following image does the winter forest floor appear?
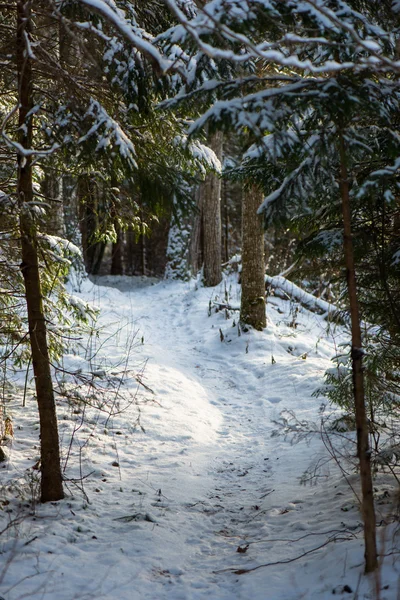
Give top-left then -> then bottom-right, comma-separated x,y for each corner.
1,275 -> 400,600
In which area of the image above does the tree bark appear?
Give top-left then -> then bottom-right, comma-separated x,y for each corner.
111,227 -> 123,275
125,226 -> 135,275
41,172 -> 64,237
110,191 -> 123,275
189,186 -> 203,275
78,175 -> 105,275
222,177 -> 230,264
17,0 -> 64,503
339,130 -> 377,573
62,175 -> 80,245
240,184 -> 266,330
201,131 -> 223,286
140,213 -> 147,276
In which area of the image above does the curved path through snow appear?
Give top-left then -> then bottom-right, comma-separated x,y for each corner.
3,277 -> 396,600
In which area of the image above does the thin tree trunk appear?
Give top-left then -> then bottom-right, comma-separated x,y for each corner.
222,178 -> 229,263
17,0 -> 64,503
140,214 -> 147,276
78,175 -> 105,275
339,130 -> 377,573
126,226 -> 135,275
110,190 -> 123,275
202,131 -> 223,286
189,186 -> 203,275
240,184 -> 266,330
63,175 -> 80,245
41,172 -> 64,237
111,227 -> 123,275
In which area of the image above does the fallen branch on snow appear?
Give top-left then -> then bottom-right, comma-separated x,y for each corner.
215,534 -> 350,575
212,301 -> 240,312
265,275 -> 344,322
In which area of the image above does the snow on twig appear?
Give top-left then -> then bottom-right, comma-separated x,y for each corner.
163,0 -> 397,74
78,0 -> 176,74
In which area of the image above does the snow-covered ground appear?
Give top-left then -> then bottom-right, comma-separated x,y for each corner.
0,275 -> 399,600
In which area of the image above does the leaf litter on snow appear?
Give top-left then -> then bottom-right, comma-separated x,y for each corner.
0,275 -> 399,600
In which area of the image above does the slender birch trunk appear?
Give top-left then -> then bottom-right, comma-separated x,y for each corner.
17,0 -> 64,502
339,130 -> 377,573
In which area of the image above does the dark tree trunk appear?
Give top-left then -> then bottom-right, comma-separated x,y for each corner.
78,175 -> 105,275
222,177 -> 230,264
339,130 -> 377,573
240,184 -> 266,330
123,216 -> 170,277
201,131 -> 223,286
111,227 -> 123,275
189,187 -> 203,275
110,190 -> 123,275
140,222 -> 147,276
126,226 -> 135,275
141,236 -> 146,276
62,175 -> 80,245
189,188 -> 202,275
41,172 -> 64,237
17,0 -> 64,503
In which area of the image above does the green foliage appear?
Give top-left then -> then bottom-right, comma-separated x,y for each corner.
315,331 -> 400,433
0,202 -> 98,371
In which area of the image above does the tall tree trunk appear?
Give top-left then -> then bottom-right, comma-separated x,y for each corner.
41,172 -> 64,237
200,131 -> 223,287
140,213 -> 147,276
125,226 -> 135,275
78,175 -> 105,275
189,186 -> 203,275
110,190 -> 123,275
339,130 -> 377,573
189,132 -> 223,282
222,177 -> 230,264
240,184 -> 266,330
201,131 -> 223,286
63,175 -> 80,246
111,227 -> 123,275
17,0 -> 64,503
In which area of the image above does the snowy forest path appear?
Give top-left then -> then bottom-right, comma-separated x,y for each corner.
4,276 -> 382,600
84,277 -> 288,598
80,276 -> 358,600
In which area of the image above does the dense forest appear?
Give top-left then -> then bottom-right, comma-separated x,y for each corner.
1,1 -> 400,598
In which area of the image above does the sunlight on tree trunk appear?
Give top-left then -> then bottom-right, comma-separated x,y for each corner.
339,130 -> 377,573
202,131 -> 223,287
17,0 -> 64,503
240,184 -> 266,331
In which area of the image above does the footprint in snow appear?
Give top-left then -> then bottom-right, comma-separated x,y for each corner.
268,397 -> 282,404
